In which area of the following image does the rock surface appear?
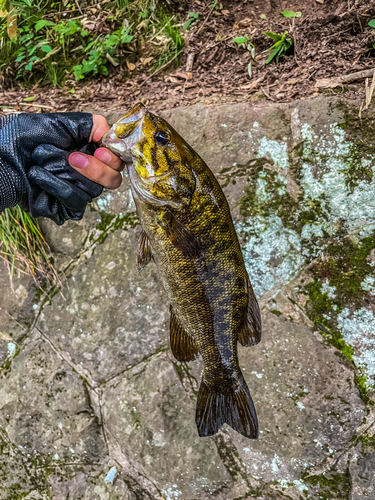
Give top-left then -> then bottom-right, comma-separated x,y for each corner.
1,96 -> 375,498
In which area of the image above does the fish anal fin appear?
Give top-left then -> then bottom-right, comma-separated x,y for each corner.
170,306 -> 199,362
238,276 -> 262,347
195,377 -> 258,439
136,230 -> 152,272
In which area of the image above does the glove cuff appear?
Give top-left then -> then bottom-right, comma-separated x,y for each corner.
0,115 -> 28,212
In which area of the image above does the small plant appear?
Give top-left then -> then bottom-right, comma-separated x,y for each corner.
264,30 -> 293,64
0,206 -> 57,286
209,0 -> 221,10
281,10 -> 301,18
369,20 -> 375,48
73,24 -> 134,80
233,35 -> 256,77
183,12 -> 199,30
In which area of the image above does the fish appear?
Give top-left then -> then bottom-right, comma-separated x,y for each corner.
101,103 -> 262,439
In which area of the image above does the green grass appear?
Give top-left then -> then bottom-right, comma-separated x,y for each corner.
0,206 -> 57,286
0,0 -> 185,87
151,14 -> 184,70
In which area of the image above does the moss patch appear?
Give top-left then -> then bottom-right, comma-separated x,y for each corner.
301,469 -> 350,500
309,236 -> 375,307
303,235 -> 375,403
93,211 -> 139,247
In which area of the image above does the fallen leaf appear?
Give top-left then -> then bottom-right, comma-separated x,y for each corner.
169,71 -> 193,80
126,61 -> 136,71
165,76 -> 180,83
140,57 -> 154,66
23,96 -> 35,102
286,78 -> 299,85
238,18 -> 252,28
7,5 -> 17,40
222,9 -> 229,15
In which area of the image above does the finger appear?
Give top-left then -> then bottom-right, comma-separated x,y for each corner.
28,166 -> 90,212
69,152 -> 122,190
94,147 -> 124,172
90,115 -> 110,143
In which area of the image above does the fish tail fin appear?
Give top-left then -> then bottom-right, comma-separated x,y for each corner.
195,376 -> 258,439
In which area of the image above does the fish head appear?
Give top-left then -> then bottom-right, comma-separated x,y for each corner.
101,103 -> 195,209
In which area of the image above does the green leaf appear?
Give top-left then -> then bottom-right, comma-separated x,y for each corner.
25,62 -> 33,71
29,44 -> 40,56
121,35 -> 133,43
266,45 -> 281,64
264,31 -> 283,41
23,96 -> 36,102
281,10 -> 296,17
41,45 -> 52,53
99,65 -> 108,76
369,19 -> 375,27
260,14 -> 266,19
73,64 -> 84,80
233,35 -> 249,45
183,19 -> 193,30
35,20 -> 55,32
265,39 -> 282,52
184,11 -> 199,29
20,33 -> 34,43
295,11 -> 302,18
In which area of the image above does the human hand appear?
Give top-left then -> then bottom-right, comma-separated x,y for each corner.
68,115 -> 125,190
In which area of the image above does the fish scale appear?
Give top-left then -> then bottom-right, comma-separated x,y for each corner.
102,103 -> 262,439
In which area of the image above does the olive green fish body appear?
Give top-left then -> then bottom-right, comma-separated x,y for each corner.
135,163 -> 245,384
102,104 -> 262,438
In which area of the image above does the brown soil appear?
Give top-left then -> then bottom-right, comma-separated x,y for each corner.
1,0 -> 375,115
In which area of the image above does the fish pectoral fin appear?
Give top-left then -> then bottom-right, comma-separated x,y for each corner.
161,211 -> 203,260
238,276 -> 262,347
136,230 -> 152,272
170,305 -> 199,362
195,376 -> 258,439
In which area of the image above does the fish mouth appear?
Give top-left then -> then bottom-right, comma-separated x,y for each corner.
101,103 -> 147,161
128,163 -> 181,209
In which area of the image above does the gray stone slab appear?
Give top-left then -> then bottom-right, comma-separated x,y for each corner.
350,446 -> 375,499
102,310 -> 365,499
0,259 -> 36,342
36,227 -> 169,384
0,331 -> 108,497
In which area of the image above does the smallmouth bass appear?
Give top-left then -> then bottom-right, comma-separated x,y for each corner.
102,103 -> 262,439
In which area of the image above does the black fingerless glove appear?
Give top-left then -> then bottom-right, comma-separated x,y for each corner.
0,112 -> 103,225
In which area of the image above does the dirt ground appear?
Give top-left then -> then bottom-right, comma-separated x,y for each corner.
0,0 -> 374,115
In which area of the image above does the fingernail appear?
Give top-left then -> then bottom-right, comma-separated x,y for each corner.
70,152 -> 89,169
96,149 -> 113,164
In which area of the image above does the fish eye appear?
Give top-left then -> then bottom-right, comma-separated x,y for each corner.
154,130 -> 169,146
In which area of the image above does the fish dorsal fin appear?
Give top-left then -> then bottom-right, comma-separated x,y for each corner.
170,305 -> 199,362
160,210 -> 203,260
136,230 -> 152,272
238,276 -> 262,347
